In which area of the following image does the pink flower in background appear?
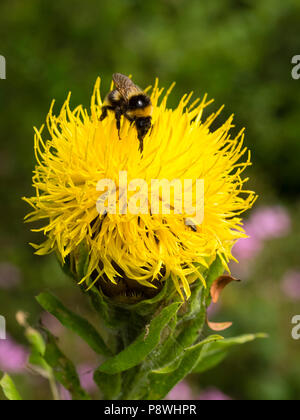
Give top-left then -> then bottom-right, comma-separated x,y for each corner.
166,381 -> 193,400
232,234 -> 263,262
59,385 -> 71,401
247,206 -> 291,241
78,364 -> 97,393
167,383 -> 232,401
0,262 -> 22,289
231,231 -> 262,278
232,206 -> 291,265
198,387 -> 232,400
0,335 -> 28,373
281,271 -> 300,300
60,364 -> 97,400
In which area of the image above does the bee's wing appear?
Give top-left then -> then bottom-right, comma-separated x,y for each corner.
112,73 -> 143,102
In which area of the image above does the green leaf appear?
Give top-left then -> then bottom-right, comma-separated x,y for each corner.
125,277 -> 176,316
36,292 -> 111,357
28,351 -> 52,375
74,242 -> 90,279
146,335 -> 223,400
151,356 -> 183,374
147,280 -> 205,374
94,371 -> 121,400
119,312 -> 179,400
98,302 -> 182,374
23,326 -> 52,374
43,330 -> 91,400
0,374 -> 22,401
86,287 -> 118,329
25,326 -> 46,355
144,310 -> 180,373
193,333 -> 267,374
204,255 -> 225,306
120,282 -> 211,399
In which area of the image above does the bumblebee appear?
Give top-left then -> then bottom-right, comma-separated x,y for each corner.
100,73 -> 152,152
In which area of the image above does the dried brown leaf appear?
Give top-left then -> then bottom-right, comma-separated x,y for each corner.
207,320 -> 233,332
211,275 -> 240,304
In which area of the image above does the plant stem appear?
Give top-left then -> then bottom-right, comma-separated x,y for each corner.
49,374 -> 60,401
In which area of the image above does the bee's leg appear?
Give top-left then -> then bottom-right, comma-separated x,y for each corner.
100,106 -> 109,121
136,122 -> 145,154
135,117 -> 151,154
115,107 -> 122,140
138,134 -> 144,153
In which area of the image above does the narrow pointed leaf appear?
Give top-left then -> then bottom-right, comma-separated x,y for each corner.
151,357 -> 182,374
94,371 -> 121,400
174,282 -> 207,350
25,326 -> 46,355
144,310 -> 180,373
193,333 -> 267,374
0,374 -> 22,401
98,302 -> 181,374
43,330 -> 91,400
147,280 -> 205,373
146,335 -> 223,400
36,292 -> 111,356
24,326 -> 52,374
16,313 -> 52,375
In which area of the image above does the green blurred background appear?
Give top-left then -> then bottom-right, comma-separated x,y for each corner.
0,0 -> 300,400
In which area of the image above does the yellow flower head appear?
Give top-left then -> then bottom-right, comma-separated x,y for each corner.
24,77 -> 256,300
